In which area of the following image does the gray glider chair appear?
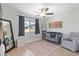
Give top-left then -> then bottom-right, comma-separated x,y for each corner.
45,32 -> 62,44
61,32 -> 79,52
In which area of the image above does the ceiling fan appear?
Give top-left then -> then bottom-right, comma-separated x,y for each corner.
35,8 -> 54,18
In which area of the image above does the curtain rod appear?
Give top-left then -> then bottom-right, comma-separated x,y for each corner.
17,15 -> 36,19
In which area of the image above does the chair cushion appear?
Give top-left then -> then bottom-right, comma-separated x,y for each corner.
63,33 -> 70,39
50,32 -> 56,38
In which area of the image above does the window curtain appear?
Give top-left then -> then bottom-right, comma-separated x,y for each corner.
35,19 -> 40,34
18,16 -> 25,36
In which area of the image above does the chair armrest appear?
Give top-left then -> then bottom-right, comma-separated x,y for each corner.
72,39 -> 78,44
61,36 -> 69,41
46,33 -> 50,38
61,33 -> 69,41
72,39 -> 79,51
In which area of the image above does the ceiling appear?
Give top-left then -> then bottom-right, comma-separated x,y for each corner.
5,3 -> 79,18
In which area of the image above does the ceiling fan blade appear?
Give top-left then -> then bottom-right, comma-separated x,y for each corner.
45,13 -> 54,15
34,8 -> 44,13
45,8 -> 49,12
40,8 -> 44,13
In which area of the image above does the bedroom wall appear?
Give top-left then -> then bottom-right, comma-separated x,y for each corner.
1,4 -> 42,47
45,4 -> 79,34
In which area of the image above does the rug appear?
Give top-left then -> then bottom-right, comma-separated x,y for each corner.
26,40 -> 60,56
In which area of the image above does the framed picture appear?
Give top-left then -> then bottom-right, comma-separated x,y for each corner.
49,21 -> 62,28
0,18 -> 15,53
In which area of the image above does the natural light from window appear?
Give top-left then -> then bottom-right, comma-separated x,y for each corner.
24,18 -> 35,33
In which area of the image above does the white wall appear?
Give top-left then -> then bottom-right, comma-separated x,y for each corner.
1,4 -> 19,41
62,11 -> 79,33
1,4 -> 42,47
2,3 -> 79,45
45,4 -> 79,34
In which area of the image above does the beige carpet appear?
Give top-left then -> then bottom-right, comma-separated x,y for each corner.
26,40 -> 60,56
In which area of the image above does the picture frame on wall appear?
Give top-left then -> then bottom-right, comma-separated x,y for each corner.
49,21 -> 62,28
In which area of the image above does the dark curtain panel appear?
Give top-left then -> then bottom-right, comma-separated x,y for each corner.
35,19 -> 40,34
18,16 -> 25,36
0,18 -> 2,45
0,18 -> 2,31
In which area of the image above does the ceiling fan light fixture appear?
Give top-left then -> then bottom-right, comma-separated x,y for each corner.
40,13 -> 45,17
35,7 -> 54,18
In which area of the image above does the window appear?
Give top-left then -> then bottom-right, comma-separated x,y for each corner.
24,20 -> 30,32
24,18 -> 35,33
30,21 -> 35,32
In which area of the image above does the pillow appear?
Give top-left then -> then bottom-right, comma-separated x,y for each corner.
50,32 -> 56,38
56,33 -> 62,40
